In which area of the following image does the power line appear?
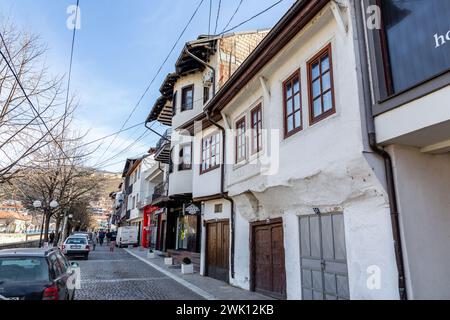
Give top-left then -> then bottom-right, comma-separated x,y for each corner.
221,0 -> 244,33
67,121 -> 147,151
92,130 -> 153,170
218,0 -> 284,36
214,0 -> 222,35
94,0 -> 206,166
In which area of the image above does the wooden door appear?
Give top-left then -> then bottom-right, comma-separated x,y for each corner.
252,220 -> 286,299
206,220 -> 230,282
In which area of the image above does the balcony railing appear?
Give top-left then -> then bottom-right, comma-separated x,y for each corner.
155,129 -> 172,164
152,181 -> 169,202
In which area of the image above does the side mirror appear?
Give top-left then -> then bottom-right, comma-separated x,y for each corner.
71,262 -> 80,268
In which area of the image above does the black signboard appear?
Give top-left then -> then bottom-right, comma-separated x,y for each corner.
382,0 -> 450,93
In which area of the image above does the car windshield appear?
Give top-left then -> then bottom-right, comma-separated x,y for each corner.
0,257 -> 49,283
66,238 -> 87,245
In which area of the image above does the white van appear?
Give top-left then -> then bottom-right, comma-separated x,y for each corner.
116,226 -> 139,248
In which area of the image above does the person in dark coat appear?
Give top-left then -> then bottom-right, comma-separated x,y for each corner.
49,232 -> 55,245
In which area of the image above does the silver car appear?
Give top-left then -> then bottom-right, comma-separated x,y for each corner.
61,237 -> 90,260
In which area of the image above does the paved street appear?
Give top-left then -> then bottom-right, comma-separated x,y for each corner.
74,245 -> 203,300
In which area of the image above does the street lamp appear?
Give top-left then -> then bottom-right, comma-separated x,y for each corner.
36,200 -> 58,248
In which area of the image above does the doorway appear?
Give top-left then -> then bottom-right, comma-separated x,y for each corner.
251,219 -> 286,299
299,213 -> 349,300
205,220 -> 230,282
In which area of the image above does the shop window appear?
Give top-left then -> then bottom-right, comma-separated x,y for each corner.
177,215 -> 199,252
379,0 -> 450,95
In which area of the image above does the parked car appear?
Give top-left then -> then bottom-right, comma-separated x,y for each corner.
72,232 -> 95,251
61,236 -> 90,260
116,226 -> 139,248
0,247 -> 78,300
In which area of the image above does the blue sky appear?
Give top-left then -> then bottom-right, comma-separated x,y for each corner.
0,0 -> 295,172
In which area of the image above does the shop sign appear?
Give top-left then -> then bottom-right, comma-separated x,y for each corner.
185,204 -> 200,215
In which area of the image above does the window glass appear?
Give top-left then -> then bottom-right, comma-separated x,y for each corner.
251,105 -> 263,154
308,46 -> 335,123
0,257 -> 49,282
173,91 -> 177,116
201,132 -> 220,173
236,118 -> 246,162
381,0 -> 450,93
181,85 -> 194,111
179,144 -> 192,171
284,71 -> 302,136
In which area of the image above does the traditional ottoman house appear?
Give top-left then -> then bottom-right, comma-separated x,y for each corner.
179,0 -> 402,300
145,31 -> 270,271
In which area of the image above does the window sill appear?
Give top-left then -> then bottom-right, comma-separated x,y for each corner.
200,165 -> 220,175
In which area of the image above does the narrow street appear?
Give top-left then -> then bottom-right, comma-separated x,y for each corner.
74,245 -> 203,300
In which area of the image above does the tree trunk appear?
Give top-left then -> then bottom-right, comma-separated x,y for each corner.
43,211 -> 51,242
54,216 -> 62,245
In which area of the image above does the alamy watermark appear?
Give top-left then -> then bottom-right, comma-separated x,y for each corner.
66,5 -> 81,30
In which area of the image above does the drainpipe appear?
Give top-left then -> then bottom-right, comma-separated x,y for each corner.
354,0 -> 407,300
184,45 -> 216,96
205,109 -> 236,279
186,43 -> 236,279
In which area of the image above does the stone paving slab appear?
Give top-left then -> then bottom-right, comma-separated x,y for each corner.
74,246 -> 203,300
125,247 -> 273,301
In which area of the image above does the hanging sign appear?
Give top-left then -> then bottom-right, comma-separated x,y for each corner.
185,204 -> 200,215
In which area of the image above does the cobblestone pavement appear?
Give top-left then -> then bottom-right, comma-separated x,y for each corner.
74,245 -> 203,300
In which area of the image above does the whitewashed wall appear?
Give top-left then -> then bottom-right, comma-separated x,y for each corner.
389,145 -> 450,300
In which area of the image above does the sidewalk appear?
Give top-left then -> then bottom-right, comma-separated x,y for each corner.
124,247 -> 273,301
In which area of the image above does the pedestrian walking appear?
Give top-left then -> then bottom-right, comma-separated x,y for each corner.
49,232 -> 55,245
106,230 -> 112,246
99,230 -> 105,246
110,232 -> 117,252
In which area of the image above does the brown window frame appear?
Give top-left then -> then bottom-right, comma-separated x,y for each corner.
283,70 -> 303,138
178,143 -> 192,171
307,44 -> 336,125
250,104 -> 263,154
181,84 -> 194,112
235,116 -> 247,163
200,131 -> 221,175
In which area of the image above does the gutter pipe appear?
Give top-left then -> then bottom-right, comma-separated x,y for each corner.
354,0 -> 407,300
205,110 -> 236,279
184,46 -> 216,96
185,43 -> 235,279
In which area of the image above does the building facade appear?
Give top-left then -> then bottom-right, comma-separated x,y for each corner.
359,0 -> 450,299
139,0 -> 449,300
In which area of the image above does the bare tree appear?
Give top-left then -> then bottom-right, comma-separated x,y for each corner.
0,20 -> 75,184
